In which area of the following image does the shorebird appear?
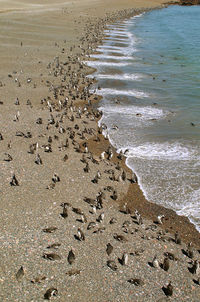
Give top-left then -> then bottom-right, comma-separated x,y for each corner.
162,257 -> 170,271
83,163 -> 90,173
4,153 -> 13,162
185,242 -> 194,259
77,228 -> 85,241
35,153 -> 42,165
128,278 -> 144,286
97,213 -> 104,223
68,249 -> 75,265
43,253 -> 61,261
130,173 -> 138,183
112,190 -> 118,200
106,243 -> 113,256
121,252 -> 128,265
61,204 -> 68,218
156,214 -> 165,225
174,231 -> 181,244
163,281 -> 173,297
152,255 -> 159,268
190,260 -> 200,275
10,174 -> 19,186
15,97 -> 20,105
44,288 -> 58,300
87,221 -> 96,230
107,260 -> 117,271
52,173 -> 60,183
16,266 -> 24,281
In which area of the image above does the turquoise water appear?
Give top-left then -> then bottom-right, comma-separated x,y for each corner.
86,5 -> 200,230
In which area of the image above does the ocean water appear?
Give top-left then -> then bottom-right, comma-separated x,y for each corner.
86,5 -> 200,231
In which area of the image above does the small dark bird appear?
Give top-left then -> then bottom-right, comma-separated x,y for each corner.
10,174 -> 19,186
121,170 -> 126,181
77,228 -> 85,241
31,276 -> 46,284
42,227 -> 57,233
174,231 -> 181,244
0,133 -> 3,140
52,173 -> 60,183
96,213 -> 104,223
35,153 -> 42,165
185,242 -> 194,259
72,207 -> 83,215
63,154 -> 68,162
121,252 -> 128,265
4,153 -> 13,162
87,221 -> 96,230
68,249 -> 75,265
47,243 -> 61,249
43,253 -> 61,261
163,281 -> 173,297
36,117 -> 42,124
106,243 -> 113,256
128,278 -> 144,286
113,234 -> 127,242
44,288 -> 58,300
162,257 -> 170,271
107,260 -> 117,271
190,260 -> 200,275
16,266 -> 24,281
61,205 -> 68,218
111,190 -> 118,200
130,173 -> 138,183
83,163 -> 90,173
109,218 -> 117,224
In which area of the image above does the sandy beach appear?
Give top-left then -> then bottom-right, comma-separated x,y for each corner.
0,0 -> 200,301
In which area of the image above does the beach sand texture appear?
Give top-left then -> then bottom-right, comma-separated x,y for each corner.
0,0 -> 200,301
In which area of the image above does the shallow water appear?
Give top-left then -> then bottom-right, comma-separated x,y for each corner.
86,5 -> 200,231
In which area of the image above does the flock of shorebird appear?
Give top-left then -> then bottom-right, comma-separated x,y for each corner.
1,8 -> 200,301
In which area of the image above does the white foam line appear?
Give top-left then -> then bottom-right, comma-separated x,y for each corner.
83,61 -> 131,67
104,31 -> 128,36
104,37 -> 129,42
96,48 -> 124,54
92,73 -> 142,81
89,54 -> 133,61
102,40 -> 129,46
97,45 -> 137,54
97,88 -> 149,98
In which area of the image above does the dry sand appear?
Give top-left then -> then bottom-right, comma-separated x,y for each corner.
0,1 -> 200,301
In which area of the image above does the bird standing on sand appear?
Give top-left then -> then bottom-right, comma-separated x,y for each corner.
77,228 -> 85,241
163,281 -> 173,297
191,260 -> 200,275
156,215 -> 165,225
163,257 -> 170,271
10,174 -> 19,186
106,243 -> 113,256
152,255 -> 159,268
174,231 -> 181,244
16,266 -> 24,281
121,252 -> 128,265
68,249 -> 75,265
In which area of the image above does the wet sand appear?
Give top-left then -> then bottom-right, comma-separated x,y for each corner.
0,1 -> 200,301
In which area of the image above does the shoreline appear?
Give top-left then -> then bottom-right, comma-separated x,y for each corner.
0,1 -> 200,300
86,8 -> 200,246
